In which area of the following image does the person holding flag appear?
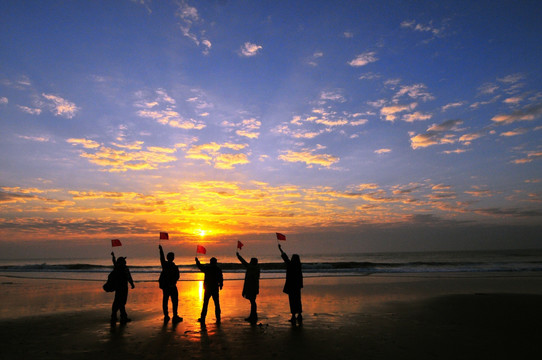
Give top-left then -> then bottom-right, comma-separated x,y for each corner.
236,242 -> 260,324
110,252 -> 135,324
158,245 -> 182,323
195,251 -> 223,324
278,243 -> 303,325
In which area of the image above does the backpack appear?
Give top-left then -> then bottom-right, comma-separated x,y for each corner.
103,269 -> 118,292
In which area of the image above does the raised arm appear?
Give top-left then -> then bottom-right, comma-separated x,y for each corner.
159,245 -> 166,266
111,252 -> 116,266
195,257 -> 204,271
278,244 -> 289,264
236,252 -> 248,266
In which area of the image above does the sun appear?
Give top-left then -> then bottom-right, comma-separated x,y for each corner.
197,229 -> 207,237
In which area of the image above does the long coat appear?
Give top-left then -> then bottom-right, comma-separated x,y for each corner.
237,253 -> 260,299
281,253 -> 303,294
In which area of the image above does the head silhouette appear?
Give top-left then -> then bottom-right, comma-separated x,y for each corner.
291,254 -> 301,266
210,257 -> 217,265
250,257 -> 258,265
167,252 -> 175,262
117,257 -> 126,266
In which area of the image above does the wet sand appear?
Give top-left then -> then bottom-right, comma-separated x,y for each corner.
1,273 -> 542,359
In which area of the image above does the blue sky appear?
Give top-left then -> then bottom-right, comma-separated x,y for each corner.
1,0 -> 541,258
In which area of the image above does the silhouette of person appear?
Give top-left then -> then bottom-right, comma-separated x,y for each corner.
159,245 -> 182,323
278,244 -> 303,324
110,252 -> 135,323
195,256 -> 223,323
236,252 -> 260,323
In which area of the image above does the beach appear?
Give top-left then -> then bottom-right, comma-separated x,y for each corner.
1,273 -> 542,359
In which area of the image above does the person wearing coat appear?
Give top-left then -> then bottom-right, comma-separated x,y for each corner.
278,244 -> 303,324
236,252 -> 260,323
159,245 -> 182,323
110,252 -> 135,324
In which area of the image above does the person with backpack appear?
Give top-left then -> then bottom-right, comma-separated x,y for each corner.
110,252 -> 135,324
159,245 -> 182,323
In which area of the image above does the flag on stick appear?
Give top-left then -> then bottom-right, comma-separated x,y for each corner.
237,240 -> 244,250
159,232 -> 169,240
276,232 -> 286,241
111,239 -> 122,247
196,245 -> 207,254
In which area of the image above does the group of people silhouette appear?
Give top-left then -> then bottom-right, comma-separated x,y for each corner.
108,244 -> 303,326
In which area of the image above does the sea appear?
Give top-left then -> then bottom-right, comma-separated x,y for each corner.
1,249 -> 542,283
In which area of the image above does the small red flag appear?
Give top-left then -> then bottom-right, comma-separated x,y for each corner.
196,245 -> 207,254
276,233 -> 286,241
111,239 -> 122,247
159,232 -> 169,240
237,240 -> 244,250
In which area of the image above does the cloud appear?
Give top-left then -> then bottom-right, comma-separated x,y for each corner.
458,131 -> 486,144
223,118 -> 261,139
374,148 -> 391,154
513,151 -> 542,164
176,1 -> 212,54
320,90 -> 346,103
42,93 -> 79,118
400,20 -> 443,36
18,135 -> 50,142
69,139 -> 177,172
348,51 -> 378,67
0,97 -> 7,105
240,42 -> 263,57
380,103 -> 417,122
67,138 -> 100,149
394,84 -> 434,102
409,119 -> 463,149
278,149 -> 339,168
402,111 -> 432,122
17,105 -> 42,115
491,103 -> 542,125
441,101 -> 465,112
500,128 -> 529,137
186,142 -> 250,169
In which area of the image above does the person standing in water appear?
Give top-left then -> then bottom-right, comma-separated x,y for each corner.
158,245 -> 182,323
278,244 -> 303,324
110,252 -> 135,324
195,256 -> 223,324
236,251 -> 260,323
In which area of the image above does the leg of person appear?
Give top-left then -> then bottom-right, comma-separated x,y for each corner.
111,293 -> 120,322
249,297 -> 257,323
288,293 -> 296,323
212,290 -> 221,323
119,289 -> 131,323
199,290 -> 211,322
162,288 -> 170,320
171,286 -> 182,323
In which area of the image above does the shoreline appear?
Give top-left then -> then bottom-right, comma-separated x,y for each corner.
2,273 -> 542,359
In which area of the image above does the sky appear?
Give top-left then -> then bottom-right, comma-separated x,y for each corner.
1,0 -> 541,259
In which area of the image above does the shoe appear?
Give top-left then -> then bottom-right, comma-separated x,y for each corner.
297,314 -> 303,324
288,316 -> 296,323
172,315 -> 183,323
120,317 -> 132,324
164,315 -> 170,322
110,316 -> 118,323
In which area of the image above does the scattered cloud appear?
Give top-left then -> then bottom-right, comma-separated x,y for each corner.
491,102 -> 542,125
278,149 -> 339,168
409,119 -> 463,149
442,101 -> 465,112
42,93 -> 79,118
374,148 -> 391,154
186,142 -> 250,169
240,42 -> 263,57
348,51 -> 378,67
17,105 -> 42,115
176,1 -> 212,54
380,103 -> 417,122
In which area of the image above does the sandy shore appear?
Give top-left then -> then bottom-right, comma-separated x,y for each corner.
1,273 -> 542,359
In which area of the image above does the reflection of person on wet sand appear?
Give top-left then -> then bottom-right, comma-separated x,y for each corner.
195,256 -> 223,324
278,244 -> 303,325
110,252 -> 135,324
159,245 -> 182,323
236,252 -> 260,323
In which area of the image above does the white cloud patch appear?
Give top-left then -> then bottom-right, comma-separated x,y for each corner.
176,1 -> 212,55
491,103 -> 542,125
42,93 -> 79,118
348,51 -> 378,67
17,105 -> 42,115
0,97 -> 7,105
240,42 -> 263,57
380,103 -> 417,122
